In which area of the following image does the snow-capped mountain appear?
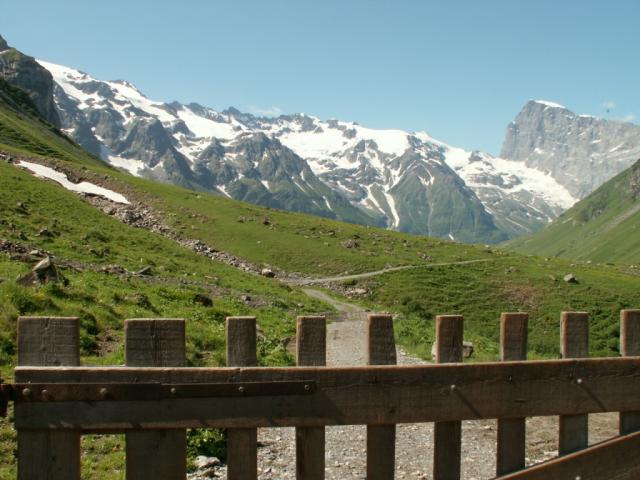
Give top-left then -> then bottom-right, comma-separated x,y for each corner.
32,59 -> 585,243
502,100 -> 640,198
35,61 -> 575,242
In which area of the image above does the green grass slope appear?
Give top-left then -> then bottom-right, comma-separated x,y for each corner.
508,160 -> 640,264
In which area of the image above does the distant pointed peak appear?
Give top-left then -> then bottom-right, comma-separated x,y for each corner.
0,34 -> 9,52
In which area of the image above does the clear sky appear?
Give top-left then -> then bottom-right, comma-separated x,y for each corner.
1,0 -> 638,154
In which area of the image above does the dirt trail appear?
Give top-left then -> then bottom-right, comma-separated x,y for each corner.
302,288 -> 365,314
286,259 -> 493,286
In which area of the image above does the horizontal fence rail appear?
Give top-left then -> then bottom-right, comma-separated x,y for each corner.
6,309 -> 640,479
12,357 -> 640,430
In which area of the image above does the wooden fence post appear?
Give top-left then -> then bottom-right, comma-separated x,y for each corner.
295,316 -> 326,480
497,312 -> 528,475
433,315 -> 463,480
620,309 -> 640,434
125,319 -> 186,480
559,311 -> 589,455
367,314 -> 397,480
226,316 -> 258,480
16,316 -> 81,480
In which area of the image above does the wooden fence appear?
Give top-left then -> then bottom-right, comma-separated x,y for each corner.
3,309 -> 640,479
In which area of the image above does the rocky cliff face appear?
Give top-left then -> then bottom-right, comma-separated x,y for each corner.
501,100 -> 640,198
0,35 -> 60,127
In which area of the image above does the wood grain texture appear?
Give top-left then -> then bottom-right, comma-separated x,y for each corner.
17,316 -> 79,367
497,313 -> 528,475
16,317 -> 80,480
433,315 -> 463,480
226,316 -> 257,367
367,314 -> 396,480
497,429 -> 640,480
620,309 -> 640,434
15,357 -> 640,430
559,311 -> 589,455
125,319 -> 186,480
226,317 -> 257,480
295,316 -> 326,480
125,319 -> 186,367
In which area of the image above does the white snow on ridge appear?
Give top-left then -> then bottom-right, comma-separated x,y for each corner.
442,147 -> 576,210
176,106 -> 239,139
106,155 -> 146,177
18,161 -> 130,204
383,191 -> 400,229
351,124 -> 410,156
275,118 -> 410,173
105,79 -> 175,123
533,99 -> 567,109
37,60 -> 102,108
96,139 -> 146,176
38,60 -> 244,141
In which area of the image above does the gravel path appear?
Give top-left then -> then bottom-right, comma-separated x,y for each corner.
191,292 -> 620,479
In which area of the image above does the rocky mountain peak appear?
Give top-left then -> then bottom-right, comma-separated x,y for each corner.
500,100 -> 640,198
0,41 -> 60,127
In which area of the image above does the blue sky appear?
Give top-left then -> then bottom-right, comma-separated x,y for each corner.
2,0 -> 638,154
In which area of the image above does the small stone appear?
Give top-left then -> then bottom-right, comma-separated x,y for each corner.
18,256 -> 67,286
261,268 -> 275,278
563,273 -> 578,284
341,239 -> 359,249
136,266 -> 152,276
193,456 -> 221,469
192,293 -> 213,307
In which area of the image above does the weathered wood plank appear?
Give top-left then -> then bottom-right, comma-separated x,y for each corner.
497,430 -> 640,480
15,357 -> 640,430
620,309 -> 640,435
559,311 -> 589,455
226,317 -> 257,480
295,316 -> 326,367
367,314 -> 396,480
125,319 -> 186,480
295,316 -> 326,480
497,312 -> 528,475
17,316 -> 81,480
125,319 -> 186,367
433,315 -> 463,480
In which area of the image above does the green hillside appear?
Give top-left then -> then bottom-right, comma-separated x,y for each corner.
508,160 -> 640,264
2,76 -> 640,478
2,73 -> 640,362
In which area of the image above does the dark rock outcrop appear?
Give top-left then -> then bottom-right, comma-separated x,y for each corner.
0,36 -> 60,126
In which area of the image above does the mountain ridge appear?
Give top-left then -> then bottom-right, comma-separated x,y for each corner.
35,58 -> 584,243
2,33 -> 639,244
